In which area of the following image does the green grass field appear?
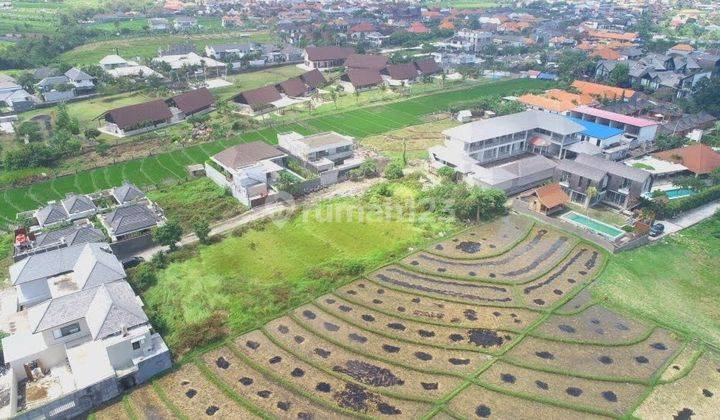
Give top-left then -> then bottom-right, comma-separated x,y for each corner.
592,211 -> 720,348
58,31 -> 276,66
147,178 -> 246,231
144,195 -> 457,351
0,78 -> 551,227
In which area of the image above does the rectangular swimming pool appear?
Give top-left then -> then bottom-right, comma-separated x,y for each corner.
561,211 -> 625,240
665,188 -> 696,200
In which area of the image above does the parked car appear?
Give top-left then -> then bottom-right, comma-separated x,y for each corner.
122,256 -> 145,268
649,223 -> 665,237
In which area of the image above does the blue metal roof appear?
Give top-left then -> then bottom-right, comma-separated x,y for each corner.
566,116 -> 624,140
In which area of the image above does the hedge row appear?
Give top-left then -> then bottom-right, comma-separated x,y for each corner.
647,184 -> 720,218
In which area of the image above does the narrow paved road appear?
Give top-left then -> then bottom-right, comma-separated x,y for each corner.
136,177 -> 384,259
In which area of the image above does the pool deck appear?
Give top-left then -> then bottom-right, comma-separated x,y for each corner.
561,211 -> 625,240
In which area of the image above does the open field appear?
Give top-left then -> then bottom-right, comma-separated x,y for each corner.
0,78 -> 551,227
592,211 -> 720,348
93,213 -> 719,418
58,31 -> 276,66
361,119 -> 459,160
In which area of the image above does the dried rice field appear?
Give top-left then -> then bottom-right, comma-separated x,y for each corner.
93,215 -> 720,419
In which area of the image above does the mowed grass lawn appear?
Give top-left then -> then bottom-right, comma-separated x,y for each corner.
592,211 -> 720,348
0,78 -> 552,226
145,198 -> 456,351
20,91 -> 156,126
58,31 -> 276,66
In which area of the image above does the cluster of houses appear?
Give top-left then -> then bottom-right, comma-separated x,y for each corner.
429,79 -> 720,216
0,68 -> 97,114
232,68 -> 326,116
1,182 -> 170,419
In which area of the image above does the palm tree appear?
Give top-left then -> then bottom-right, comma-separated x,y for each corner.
585,186 -> 598,211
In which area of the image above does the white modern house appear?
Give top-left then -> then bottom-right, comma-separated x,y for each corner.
1,243 -> 171,419
99,55 -> 161,80
277,131 -> 363,175
205,141 -> 287,207
428,110 -> 586,194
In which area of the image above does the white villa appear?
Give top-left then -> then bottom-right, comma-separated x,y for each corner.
1,243 -> 171,419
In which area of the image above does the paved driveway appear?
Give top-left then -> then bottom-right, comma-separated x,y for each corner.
652,200 -> 720,240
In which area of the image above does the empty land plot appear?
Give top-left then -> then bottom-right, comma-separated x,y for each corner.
532,305 -> 651,344
313,299 -> 518,353
520,246 -> 604,309
156,364 -> 257,418
446,384 -> 606,419
93,400 -> 132,420
368,265 -> 515,306
504,328 -> 682,381
427,215 -> 533,259
292,303 -> 490,375
234,330 -> 432,417
334,279 -> 540,331
201,346 -> 347,419
264,317 -> 461,400
478,361 -> 647,416
660,343 -> 703,382
400,227 -> 576,283
127,384 -> 177,420
555,288 -> 595,314
634,352 -> 720,419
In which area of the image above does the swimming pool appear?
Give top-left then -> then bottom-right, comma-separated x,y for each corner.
665,188 -> 696,200
561,212 -> 625,240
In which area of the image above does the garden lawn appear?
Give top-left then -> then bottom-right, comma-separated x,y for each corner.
592,212 -> 720,348
144,198 -> 456,352
147,178 -> 246,231
0,78 -> 552,228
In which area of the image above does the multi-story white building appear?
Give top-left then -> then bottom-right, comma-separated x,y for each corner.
1,243 -> 171,419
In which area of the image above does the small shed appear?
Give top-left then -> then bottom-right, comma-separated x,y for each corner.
529,183 -> 570,215
456,110 -> 472,123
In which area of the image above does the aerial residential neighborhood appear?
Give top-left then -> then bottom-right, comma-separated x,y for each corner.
0,0 -> 720,418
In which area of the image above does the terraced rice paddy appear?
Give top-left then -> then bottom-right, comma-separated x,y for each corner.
0,78 -> 550,228
93,215 -> 719,418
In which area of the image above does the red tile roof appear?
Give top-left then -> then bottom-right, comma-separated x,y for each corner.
408,22 -> 429,34
349,22 -> 375,33
653,143 -> 720,175
300,69 -> 326,88
414,58 -> 441,75
345,53 -> 388,70
213,141 -> 284,170
342,68 -> 383,89
170,87 -> 214,116
234,85 -> 282,107
277,77 -> 308,97
386,62 -> 418,81
105,100 -> 172,130
534,183 -> 570,208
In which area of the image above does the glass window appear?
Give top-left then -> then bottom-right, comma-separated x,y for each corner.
53,322 -> 81,339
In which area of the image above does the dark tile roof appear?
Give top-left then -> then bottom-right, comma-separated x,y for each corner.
414,58 -> 441,75
104,204 -> 160,236
170,87 -> 215,115
34,225 -> 106,248
112,181 -> 145,204
300,69 -> 326,88
212,140 -> 284,170
386,62 -> 418,80
277,77 -> 308,97
345,53 -> 388,70
105,100 -> 173,131
62,194 -> 97,215
305,46 -> 354,61
342,68 -> 383,89
233,85 -> 282,107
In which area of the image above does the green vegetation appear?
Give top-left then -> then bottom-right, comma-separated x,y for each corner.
147,178 -> 246,232
0,78 -> 552,228
0,233 -> 12,277
58,31 -> 276,66
592,211 -> 720,347
145,194 -> 457,352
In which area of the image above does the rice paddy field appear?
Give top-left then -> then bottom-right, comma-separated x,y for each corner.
92,214 -> 720,419
0,78 -> 551,228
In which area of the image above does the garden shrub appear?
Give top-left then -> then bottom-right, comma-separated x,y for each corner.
384,161 -> 404,180
129,263 -> 157,292
644,184 -> 720,218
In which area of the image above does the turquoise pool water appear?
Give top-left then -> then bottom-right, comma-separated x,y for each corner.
665,188 -> 696,200
562,212 -> 624,240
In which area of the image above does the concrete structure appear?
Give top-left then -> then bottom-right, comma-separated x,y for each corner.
570,105 -> 659,145
277,131 -> 364,176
